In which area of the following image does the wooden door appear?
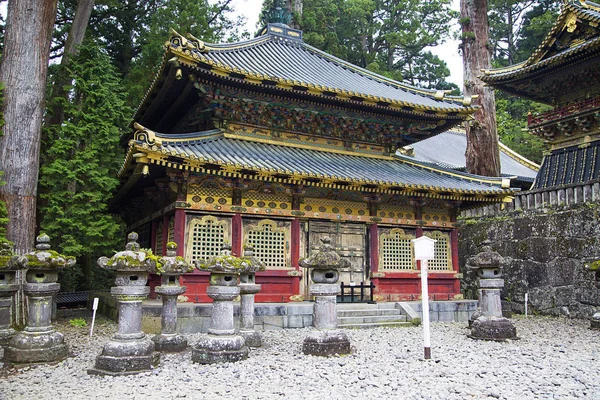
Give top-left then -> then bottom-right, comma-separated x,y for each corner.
307,221 -> 367,286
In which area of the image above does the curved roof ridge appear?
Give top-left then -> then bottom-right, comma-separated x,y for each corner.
482,0 -> 600,77
298,41 -> 461,103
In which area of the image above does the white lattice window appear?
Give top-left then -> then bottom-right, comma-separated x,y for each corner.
167,216 -> 175,243
186,216 -> 229,262
155,221 -> 164,255
425,231 -> 452,271
245,220 -> 288,269
380,228 -> 415,271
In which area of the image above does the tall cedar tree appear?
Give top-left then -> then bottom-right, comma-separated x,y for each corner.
460,0 -> 501,176
0,0 -> 58,251
0,84 -> 7,244
39,41 -> 130,291
124,0 -> 245,107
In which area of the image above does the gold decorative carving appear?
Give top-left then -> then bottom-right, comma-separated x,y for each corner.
133,122 -> 162,146
565,13 -> 578,33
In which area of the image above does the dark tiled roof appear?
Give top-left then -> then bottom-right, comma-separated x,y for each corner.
401,130 -> 539,182
164,29 -> 474,114
481,0 -> 600,84
133,129 -> 512,195
533,140 -> 600,189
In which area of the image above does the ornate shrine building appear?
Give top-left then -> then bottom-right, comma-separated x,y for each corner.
115,21 -> 515,303
482,0 -> 600,190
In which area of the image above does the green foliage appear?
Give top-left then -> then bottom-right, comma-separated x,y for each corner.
120,0 -> 247,107
495,92 -> 548,164
69,318 -> 87,328
487,1 -> 558,160
39,40 -> 129,291
294,0 -> 457,90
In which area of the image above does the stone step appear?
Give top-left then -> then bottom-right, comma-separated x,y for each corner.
337,314 -> 407,325
337,303 -> 397,310
337,308 -> 401,317
338,321 -> 413,329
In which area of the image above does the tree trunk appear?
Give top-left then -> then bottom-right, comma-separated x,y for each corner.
45,0 -> 95,128
0,0 -> 58,250
461,0 -> 501,177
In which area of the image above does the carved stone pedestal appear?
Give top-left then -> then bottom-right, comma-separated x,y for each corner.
152,243 -> 192,352
467,242 -> 517,341
192,245 -> 248,364
89,233 -> 159,376
5,235 -> 74,364
0,244 -> 25,350
300,238 -> 351,357
192,285 -> 248,364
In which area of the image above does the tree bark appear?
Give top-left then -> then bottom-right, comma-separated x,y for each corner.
461,0 -> 501,177
45,0 -> 95,128
0,0 -> 59,250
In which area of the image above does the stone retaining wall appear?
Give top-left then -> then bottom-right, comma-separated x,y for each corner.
459,202 -> 600,318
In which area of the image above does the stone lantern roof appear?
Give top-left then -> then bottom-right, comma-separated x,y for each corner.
299,237 -> 350,270
195,244 -> 249,273
97,232 -> 156,272
155,242 -> 193,275
466,241 -> 505,270
240,245 -> 266,274
23,234 -> 75,270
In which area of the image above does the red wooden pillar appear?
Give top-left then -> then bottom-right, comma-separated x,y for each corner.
162,214 -> 169,255
449,207 -> 461,296
414,200 -> 424,298
290,217 -> 301,295
232,213 -> 243,256
174,209 -> 186,257
150,220 -> 157,254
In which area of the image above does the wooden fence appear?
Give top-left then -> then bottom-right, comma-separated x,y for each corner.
462,180 -> 600,218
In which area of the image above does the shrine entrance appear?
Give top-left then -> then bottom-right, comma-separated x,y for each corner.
307,221 -> 367,288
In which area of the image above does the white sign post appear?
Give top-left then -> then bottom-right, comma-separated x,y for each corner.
90,297 -> 99,337
412,236 -> 437,360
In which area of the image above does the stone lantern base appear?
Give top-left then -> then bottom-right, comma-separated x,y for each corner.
192,334 -> 248,364
240,330 -> 262,348
152,333 -> 188,352
5,330 -> 68,364
469,316 -> 518,341
88,337 -> 159,376
590,312 -> 600,330
303,330 -> 351,357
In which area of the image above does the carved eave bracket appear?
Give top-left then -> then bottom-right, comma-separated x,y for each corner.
133,122 -> 163,147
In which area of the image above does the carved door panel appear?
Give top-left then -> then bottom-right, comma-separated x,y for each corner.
307,221 -> 367,285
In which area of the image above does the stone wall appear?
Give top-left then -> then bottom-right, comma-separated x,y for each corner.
458,202 -> 600,318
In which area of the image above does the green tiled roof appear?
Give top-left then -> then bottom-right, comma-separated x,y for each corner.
124,128 -> 515,200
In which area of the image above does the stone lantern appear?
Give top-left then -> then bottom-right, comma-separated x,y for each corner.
152,242 -> 193,352
300,237 -> 351,356
89,232 -> 159,375
239,245 -> 266,347
467,241 -> 517,340
5,234 -> 75,364
0,243 -> 27,349
192,244 -> 248,364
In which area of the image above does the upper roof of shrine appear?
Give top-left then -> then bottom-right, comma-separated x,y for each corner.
133,24 -> 478,136
480,0 -> 600,102
117,124 -> 516,205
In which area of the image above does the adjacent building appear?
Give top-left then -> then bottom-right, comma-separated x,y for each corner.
482,0 -> 600,190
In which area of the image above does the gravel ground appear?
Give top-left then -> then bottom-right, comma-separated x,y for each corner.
0,310 -> 599,400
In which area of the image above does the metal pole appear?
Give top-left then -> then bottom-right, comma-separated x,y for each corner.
421,260 -> 431,359
524,292 -> 528,318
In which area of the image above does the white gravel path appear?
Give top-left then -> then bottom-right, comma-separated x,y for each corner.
0,311 -> 599,399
